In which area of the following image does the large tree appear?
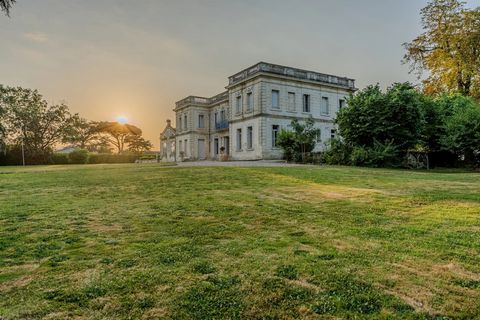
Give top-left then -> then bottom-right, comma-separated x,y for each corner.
404,0 -> 480,99
0,85 -> 75,163
63,116 -> 100,150
1,0 -> 15,16
126,135 -> 153,154
97,121 -> 142,154
277,117 -> 319,162
336,83 -> 425,153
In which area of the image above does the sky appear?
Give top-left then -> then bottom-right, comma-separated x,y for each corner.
0,0 -> 476,149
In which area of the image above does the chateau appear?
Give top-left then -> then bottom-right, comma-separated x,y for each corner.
160,62 -> 356,162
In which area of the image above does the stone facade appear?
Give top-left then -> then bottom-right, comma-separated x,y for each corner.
163,62 -> 356,161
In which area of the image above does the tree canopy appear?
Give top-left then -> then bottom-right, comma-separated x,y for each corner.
0,0 -> 15,16
404,0 -> 480,100
96,121 -> 142,154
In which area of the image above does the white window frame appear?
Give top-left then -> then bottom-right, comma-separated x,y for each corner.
247,126 -> 253,149
236,128 -> 242,151
322,97 -> 330,115
287,92 -> 296,111
272,125 -> 279,148
303,94 -> 310,113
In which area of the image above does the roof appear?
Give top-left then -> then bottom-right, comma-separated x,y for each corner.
227,61 -> 356,90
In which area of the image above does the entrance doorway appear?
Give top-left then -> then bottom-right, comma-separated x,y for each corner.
198,139 -> 206,160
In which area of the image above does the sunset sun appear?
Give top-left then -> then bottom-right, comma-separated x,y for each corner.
116,115 -> 128,124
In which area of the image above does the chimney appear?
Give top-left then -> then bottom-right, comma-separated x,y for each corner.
166,119 -> 171,126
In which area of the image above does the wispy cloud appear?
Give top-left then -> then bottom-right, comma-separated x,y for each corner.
23,32 -> 48,43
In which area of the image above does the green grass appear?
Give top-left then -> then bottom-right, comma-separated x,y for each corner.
0,164 -> 479,319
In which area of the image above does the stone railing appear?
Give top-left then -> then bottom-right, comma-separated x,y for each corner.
176,91 -> 228,109
228,62 -> 356,89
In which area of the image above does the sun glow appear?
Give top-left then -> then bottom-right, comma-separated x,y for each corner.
116,115 -> 128,124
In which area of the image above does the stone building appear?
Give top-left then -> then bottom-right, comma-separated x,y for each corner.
162,62 -> 356,161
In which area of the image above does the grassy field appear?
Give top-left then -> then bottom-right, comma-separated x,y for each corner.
1,164 -> 479,319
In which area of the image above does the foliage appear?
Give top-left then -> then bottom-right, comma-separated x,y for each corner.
337,83 -> 424,153
0,85 -> 75,164
441,99 -> 480,166
62,117 -> 100,150
50,153 -> 69,165
322,139 -> 353,165
277,118 -> 320,162
96,121 -> 142,154
0,0 -> 15,16
403,0 -> 480,100
68,149 -> 89,164
87,153 -> 138,164
125,135 -> 153,154
350,140 -> 400,168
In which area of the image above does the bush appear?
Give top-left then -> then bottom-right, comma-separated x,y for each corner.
322,139 -> 353,165
51,153 -> 69,164
87,153 -> 138,164
350,140 -> 400,168
68,149 -> 89,164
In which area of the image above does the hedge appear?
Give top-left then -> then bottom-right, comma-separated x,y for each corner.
87,153 -> 138,164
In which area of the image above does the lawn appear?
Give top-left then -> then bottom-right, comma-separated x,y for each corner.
1,164 -> 479,319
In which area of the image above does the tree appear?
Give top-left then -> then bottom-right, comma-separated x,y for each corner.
97,121 -> 142,154
63,116 -> 100,150
0,0 -> 15,16
0,85 -> 75,164
403,0 -> 480,100
440,96 -> 480,166
126,135 -> 153,154
336,83 -> 424,153
277,118 -> 319,162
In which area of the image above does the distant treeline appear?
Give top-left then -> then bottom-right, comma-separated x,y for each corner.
0,85 -> 153,166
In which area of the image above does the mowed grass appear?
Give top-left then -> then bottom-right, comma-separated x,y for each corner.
1,164 -> 480,319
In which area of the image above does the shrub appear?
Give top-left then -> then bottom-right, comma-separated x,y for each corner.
87,153 -> 138,164
322,139 -> 353,165
68,149 -> 89,164
51,153 -> 69,165
350,140 -> 400,168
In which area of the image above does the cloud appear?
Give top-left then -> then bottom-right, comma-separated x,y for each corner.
23,32 -> 48,43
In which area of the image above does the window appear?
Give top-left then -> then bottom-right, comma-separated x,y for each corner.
220,109 -> 225,121
184,139 -> 188,154
339,99 -> 345,111
316,129 -> 322,142
178,140 -> 182,153
214,138 -> 219,155
178,117 -> 182,131
331,129 -> 336,139
322,97 -> 329,115
287,92 -> 296,111
184,115 -> 188,130
198,114 -> 205,128
247,92 -> 253,111
236,128 -> 242,151
247,126 -> 253,149
271,90 -> 280,109
272,125 -> 279,148
303,94 -> 310,112
214,112 -> 218,125
236,95 -> 242,114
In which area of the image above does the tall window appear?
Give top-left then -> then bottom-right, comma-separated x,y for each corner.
330,129 -> 336,139
214,112 -> 218,124
247,126 -> 253,149
322,97 -> 329,115
214,138 -> 219,155
339,99 -> 345,111
236,128 -> 242,151
272,125 -> 279,148
179,140 -> 182,153
247,92 -> 253,111
271,90 -> 280,109
184,139 -> 188,155
184,115 -> 188,130
178,116 -> 182,131
303,94 -> 310,112
287,92 -> 296,111
198,114 -> 205,128
236,95 -> 242,114
220,109 -> 225,121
